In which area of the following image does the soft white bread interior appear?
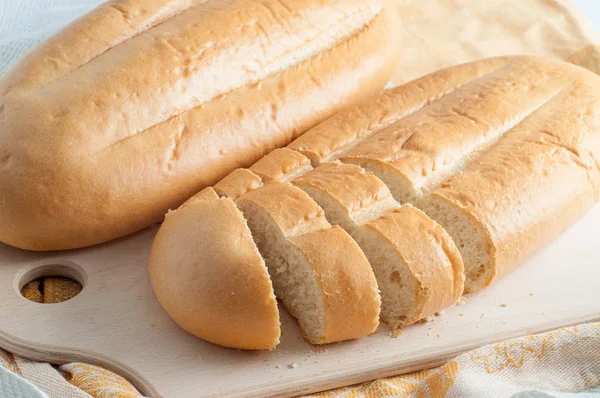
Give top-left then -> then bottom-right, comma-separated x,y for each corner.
235,179 -> 381,344
0,0 -> 401,251
148,187 -> 280,350
294,162 -> 464,328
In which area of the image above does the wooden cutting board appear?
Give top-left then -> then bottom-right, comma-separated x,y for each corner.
0,204 -> 599,398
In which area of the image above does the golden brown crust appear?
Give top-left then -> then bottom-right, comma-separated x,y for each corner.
148,188 -> 280,350
1,0 -> 205,93
365,205 -> 464,326
288,226 -> 381,344
288,57 -> 511,165
290,55 -> 600,292
294,162 -> 394,217
236,180 -> 381,344
294,162 -> 462,327
341,57 -> 574,196
151,56 -> 600,349
0,0 -> 400,251
250,148 -> 313,182
213,169 -> 263,200
238,181 -> 329,237
430,73 -> 600,289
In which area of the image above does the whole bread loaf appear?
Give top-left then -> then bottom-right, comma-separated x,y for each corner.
150,56 -> 600,350
0,0 -> 400,251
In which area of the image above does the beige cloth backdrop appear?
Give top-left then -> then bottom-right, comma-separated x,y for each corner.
0,0 -> 599,397
388,0 -> 599,84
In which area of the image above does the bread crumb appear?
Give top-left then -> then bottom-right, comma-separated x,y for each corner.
459,313 -> 464,316
480,313 -> 486,318
457,297 -> 467,305
502,321 -> 507,325
276,365 -> 281,369
436,333 -> 441,338
500,303 -> 508,308
288,362 -> 297,369
391,329 -> 403,338
530,292 -> 535,296
419,315 -> 435,323
427,332 -> 432,337
436,310 -> 445,316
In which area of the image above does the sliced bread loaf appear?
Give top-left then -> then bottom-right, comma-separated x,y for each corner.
294,162 -> 464,328
235,179 -> 381,344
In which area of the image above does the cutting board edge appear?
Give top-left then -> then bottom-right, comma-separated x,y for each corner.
2,313 -> 598,398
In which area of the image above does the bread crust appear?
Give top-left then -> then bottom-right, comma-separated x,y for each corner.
364,205 -> 464,326
290,55 -> 600,292
151,56 -> 600,348
428,72 -> 600,290
236,180 -> 381,344
0,0 -> 400,250
293,162 -> 463,327
148,188 -> 280,350
288,57 -> 511,165
287,226 -> 381,343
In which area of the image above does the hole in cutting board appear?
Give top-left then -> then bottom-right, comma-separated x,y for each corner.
17,263 -> 86,304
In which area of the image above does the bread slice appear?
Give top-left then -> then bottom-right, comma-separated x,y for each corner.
149,188 -> 280,350
294,162 -> 464,327
236,179 -> 381,344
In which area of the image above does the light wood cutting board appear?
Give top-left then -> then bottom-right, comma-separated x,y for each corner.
0,203 -> 599,398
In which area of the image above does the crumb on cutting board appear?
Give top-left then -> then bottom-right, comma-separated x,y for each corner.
457,296 -> 467,305
390,329 -> 403,338
419,315 -> 436,323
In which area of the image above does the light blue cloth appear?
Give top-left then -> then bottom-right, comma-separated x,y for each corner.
513,386 -> 600,398
0,0 -> 102,75
0,365 -> 47,398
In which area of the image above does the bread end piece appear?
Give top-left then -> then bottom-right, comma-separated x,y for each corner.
149,188 -> 280,350
354,205 -> 464,328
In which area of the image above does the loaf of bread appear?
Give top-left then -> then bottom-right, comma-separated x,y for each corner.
293,162 -> 463,328
149,56 -> 600,349
0,0 -> 400,251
